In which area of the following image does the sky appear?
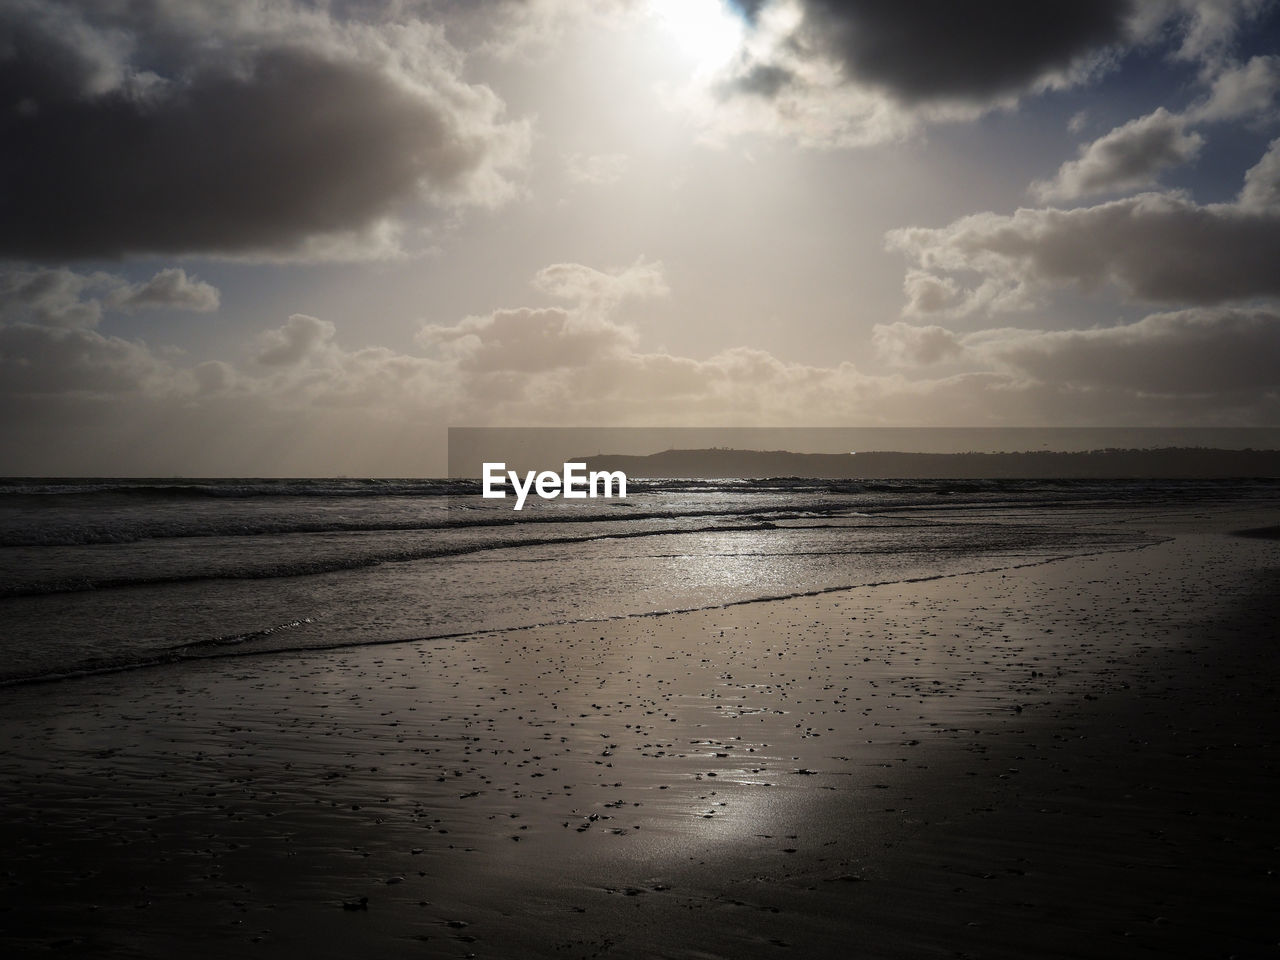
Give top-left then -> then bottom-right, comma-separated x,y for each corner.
2,0 -> 1280,476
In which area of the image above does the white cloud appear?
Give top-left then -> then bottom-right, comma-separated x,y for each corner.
418,306 -> 634,373
1187,54 -> 1280,121
0,263 -> 222,402
1028,50 -> 1280,205
1155,0 -> 1272,67
254,314 -> 337,367
1032,108 -> 1204,201
900,270 -> 963,316
0,267 -> 107,329
1238,137 -> 1280,210
968,307 -> 1280,395
0,324 -> 183,398
5,257 -> 1278,476
873,321 -> 964,367
0,265 -> 220,329
531,258 -> 669,306
108,269 -> 221,313
414,259 -> 668,376
192,360 -> 237,396
227,262 -> 1280,429
889,142 -> 1280,315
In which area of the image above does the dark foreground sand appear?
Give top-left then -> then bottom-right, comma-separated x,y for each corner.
1,508 -> 1277,959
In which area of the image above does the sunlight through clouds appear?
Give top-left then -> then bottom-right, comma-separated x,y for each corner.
647,0 -> 746,72
2,0 -> 1279,473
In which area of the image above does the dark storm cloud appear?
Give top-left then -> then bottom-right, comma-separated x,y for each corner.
0,2 -> 523,260
732,0 -> 1131,102
3,49 -> 462,258
807,0 -> 1128,101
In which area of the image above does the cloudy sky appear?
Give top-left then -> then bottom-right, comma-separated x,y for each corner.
2,0 -> 1279,475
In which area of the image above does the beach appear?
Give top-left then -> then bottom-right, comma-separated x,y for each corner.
2,502 -> 1277,958
9,1 -> 1280,955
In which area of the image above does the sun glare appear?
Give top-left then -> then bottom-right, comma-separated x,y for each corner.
648,0 -> 745,71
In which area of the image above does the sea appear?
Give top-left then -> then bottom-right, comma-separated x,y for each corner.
1,476 -> 1276,685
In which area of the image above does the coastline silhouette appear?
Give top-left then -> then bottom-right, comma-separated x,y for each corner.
579,447 -> 1280,479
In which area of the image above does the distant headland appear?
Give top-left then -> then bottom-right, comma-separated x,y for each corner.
578,447 -> 1280,479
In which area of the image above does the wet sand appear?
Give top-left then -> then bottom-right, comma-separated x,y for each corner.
1,507 -> 1278,958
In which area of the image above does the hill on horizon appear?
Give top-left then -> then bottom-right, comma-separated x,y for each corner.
577,447 -> 1280,479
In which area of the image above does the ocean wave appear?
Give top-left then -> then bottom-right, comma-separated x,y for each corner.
0,498 -> 863,547
0,539 -> 1165,689
0,478 -> 472,499
0,518 -> 819,597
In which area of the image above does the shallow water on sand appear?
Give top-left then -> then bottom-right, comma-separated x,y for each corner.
1,477 -> 1273,683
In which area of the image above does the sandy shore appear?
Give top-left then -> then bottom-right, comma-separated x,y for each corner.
2,506 -> 1278,958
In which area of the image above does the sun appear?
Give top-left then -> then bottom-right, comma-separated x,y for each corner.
648,0 -> 745,72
